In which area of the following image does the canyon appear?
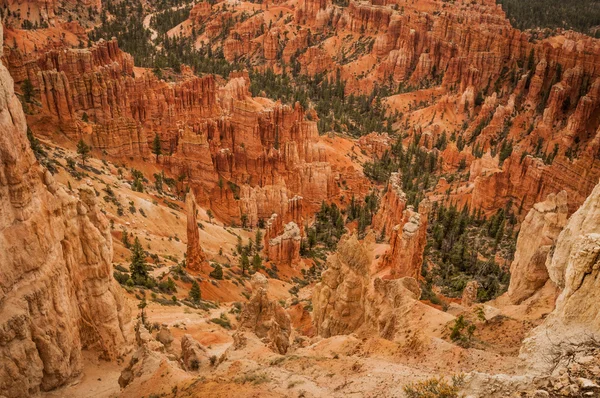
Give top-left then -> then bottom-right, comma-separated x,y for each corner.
0,0 -> 599,396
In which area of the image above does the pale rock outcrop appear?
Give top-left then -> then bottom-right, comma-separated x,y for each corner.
180,334 -> 209,371
312,234 -> 454,341
507,191 -> 568,304
0,24 -> 129,398
119,322 -> 187,392
312,234 -> 371,337
235,273 -> 292,354
185,191 -> 207,272
156,325 -> 174,347
522,181 -> 600,373
364,277 -> 422,340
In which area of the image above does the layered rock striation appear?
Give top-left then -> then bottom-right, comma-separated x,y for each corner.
312,234 -> 371,337
0,25 -> 129,397
5,41 -> 341,226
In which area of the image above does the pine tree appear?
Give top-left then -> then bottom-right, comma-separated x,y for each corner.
129,237 -> 148,284
254,229 -> 263,253
77,139 -> 91,166
209,264 -> 223,280
21,79 -> 34,103
240,252 -> 249,275
252,253 -> 262,270
189,280 -> 201,303
152,133 -> 162,163
236,236 -> 243,254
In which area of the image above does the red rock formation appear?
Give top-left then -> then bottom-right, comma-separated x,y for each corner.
0,25 -> 129,397
266,221 -> 301,265
263,195 -> 304,265
188,1 -> 212,25
379,199 -> 431,279
356,132 -> 392,158
470,150 -> 600,216
186,191 -> 208,272
6,40 -> 344,225
372,172 -> 406,238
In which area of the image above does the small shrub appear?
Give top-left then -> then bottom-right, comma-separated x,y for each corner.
404,375 -> 465,398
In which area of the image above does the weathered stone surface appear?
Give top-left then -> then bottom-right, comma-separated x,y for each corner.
312,234 -> 371,337
266,221 -> 301,266
522,181 -> 600,373
0,24 -> 130,396
507,191 -> 568,304
236,273 -> 292,354
461,281 -> 479,307
180,334 -> 209,371
379,199 -> 431,279
372,172 -> 406,238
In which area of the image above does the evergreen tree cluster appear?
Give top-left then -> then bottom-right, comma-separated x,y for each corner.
304,202 -> 346,251
150,5 -> 192,36
425,202 -> 515,303
346,192 -> 379,239
236,233 -> 263,275
497,0 -> 600,37
249,69 -> 398,137
363,134 -> 438,207
89,1 -> 154,66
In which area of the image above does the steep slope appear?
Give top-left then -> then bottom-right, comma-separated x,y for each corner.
0,24 -> 130,397
522,180 -> 600,373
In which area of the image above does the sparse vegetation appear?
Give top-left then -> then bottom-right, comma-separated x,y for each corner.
404,374 -> 465,398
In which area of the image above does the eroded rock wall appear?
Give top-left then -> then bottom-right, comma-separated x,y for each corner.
0,25 -> 129,397
522,180 -> 600,372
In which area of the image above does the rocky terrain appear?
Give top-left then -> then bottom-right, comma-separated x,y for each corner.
1,0 -> 600,397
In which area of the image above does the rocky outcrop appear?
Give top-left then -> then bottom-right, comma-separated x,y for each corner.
356,132 -> 392,159
470,151 -> 600,217
180,334 -> 209,371
372,172 -> 406,238
507,191 -> 568,304
379,199 -> 431,279
236,273 -> 292,354
0,24 -> 129,397
312,233 -> 454,341
185,191 -> 207,272
522,180 -> 600,372
461,281 -> 479,307
312,234 -> 371,337
364,277 -> 422,340
266,221 -> 301,266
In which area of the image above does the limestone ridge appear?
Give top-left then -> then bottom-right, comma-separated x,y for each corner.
0,23 -> 130,398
